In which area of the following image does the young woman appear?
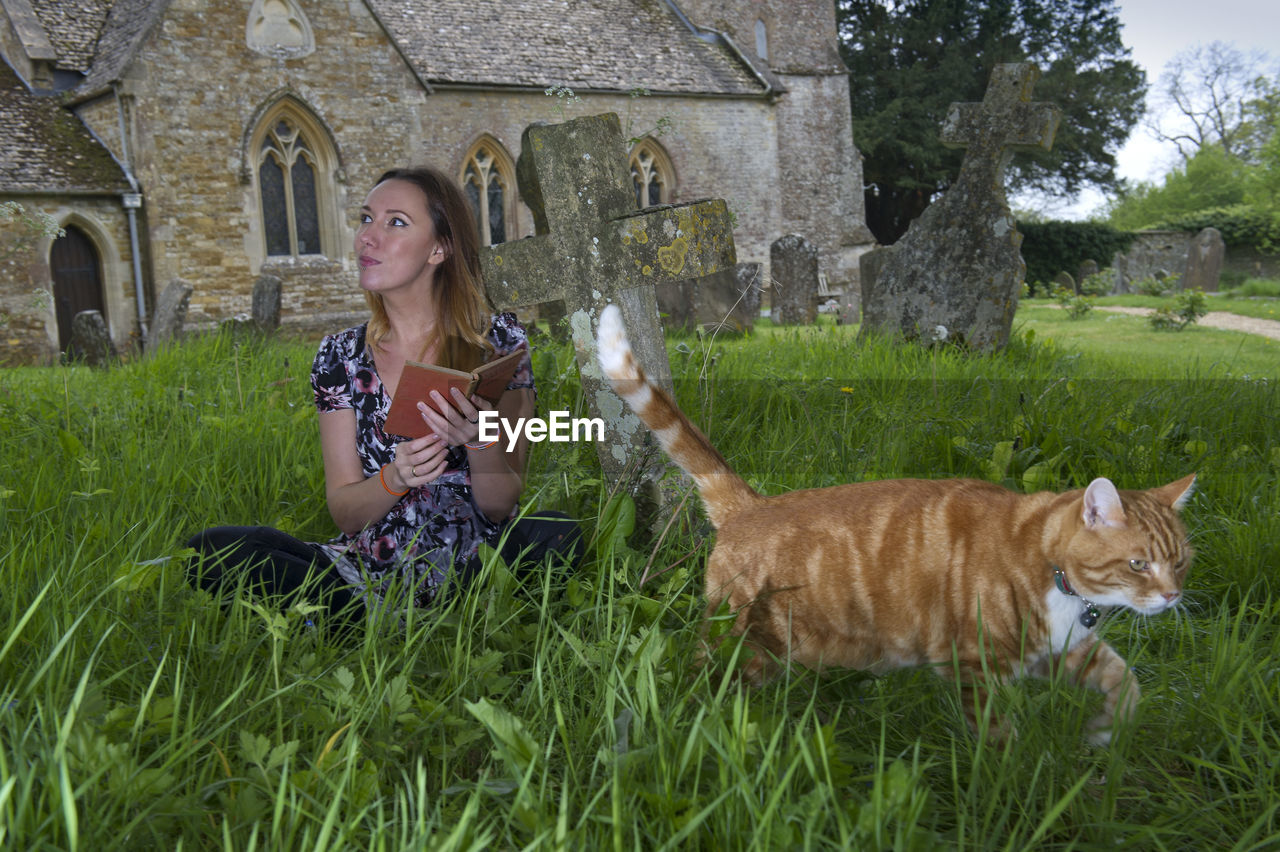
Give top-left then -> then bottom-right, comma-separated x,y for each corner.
188,167 -> 581,624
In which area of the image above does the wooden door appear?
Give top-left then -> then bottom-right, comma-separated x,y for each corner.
50,225 -> 104,351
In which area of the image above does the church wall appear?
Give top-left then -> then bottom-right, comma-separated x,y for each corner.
414,90 -> 781,291
115,0 -> 430,330
774,71 -> 874,295
0,194 -> 133,365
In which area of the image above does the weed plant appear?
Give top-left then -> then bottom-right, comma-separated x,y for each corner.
0,321 -> 1277,849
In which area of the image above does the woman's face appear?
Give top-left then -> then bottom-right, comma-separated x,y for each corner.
355,179 -> 447,296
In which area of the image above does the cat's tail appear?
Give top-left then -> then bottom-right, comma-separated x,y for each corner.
596,304 -> 760,529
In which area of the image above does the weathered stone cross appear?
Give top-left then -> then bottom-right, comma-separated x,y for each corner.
480,113 -> 737,477
859,63 -> 1060,351
940,63 -> 1060,192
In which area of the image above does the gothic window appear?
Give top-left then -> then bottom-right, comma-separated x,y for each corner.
755,19 -> 768,60
629,139 -> 674,208
461,139 -> 514,246
256,114 -> 323,256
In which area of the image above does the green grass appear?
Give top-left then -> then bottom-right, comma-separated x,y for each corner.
1,321 -> 1277,848
1085,293 -> 1280,323
1016,300 -> 1279,377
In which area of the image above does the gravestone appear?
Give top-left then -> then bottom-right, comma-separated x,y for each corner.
251,273 -> 282,331
69,310 -> 118,367
1052,271 -> 1075,293
860,64 -> 1060,350
480,113 -> 737,478
1183,227 -> 1225,292
148,279 -> 192,350
1077,259 -> 1099,285
657,261 -> 760,335
769,234 -> 819,325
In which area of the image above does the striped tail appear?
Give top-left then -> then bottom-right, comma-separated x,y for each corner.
596,304 -> 759,529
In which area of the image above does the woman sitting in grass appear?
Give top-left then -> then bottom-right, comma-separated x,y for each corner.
187,166 -> 581,627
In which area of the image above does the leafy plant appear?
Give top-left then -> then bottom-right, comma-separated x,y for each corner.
1053,284 -> 1095,319
1149,287 -> 1210,330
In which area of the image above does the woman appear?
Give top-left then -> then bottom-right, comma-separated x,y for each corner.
188,166 -> 581,624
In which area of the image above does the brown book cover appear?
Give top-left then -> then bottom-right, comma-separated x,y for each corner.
384,347 -> 524,439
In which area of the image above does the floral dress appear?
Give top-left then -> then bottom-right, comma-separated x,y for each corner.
309,313 -> 534,607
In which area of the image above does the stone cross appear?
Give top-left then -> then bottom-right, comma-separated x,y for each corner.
480,113 -> 737,476
860,63 -> 1060,350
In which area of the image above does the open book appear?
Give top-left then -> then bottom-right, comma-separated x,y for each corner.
384,347 -> 524,439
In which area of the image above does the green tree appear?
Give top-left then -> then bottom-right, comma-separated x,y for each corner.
1105,144 -> 1250,230
838,0 -> 1145,244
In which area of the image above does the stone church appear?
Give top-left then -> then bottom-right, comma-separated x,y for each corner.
0,0 -> 871,364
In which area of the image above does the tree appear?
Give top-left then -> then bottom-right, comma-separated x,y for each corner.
1151,41 -> 1276,161
838,0 -> 1145,244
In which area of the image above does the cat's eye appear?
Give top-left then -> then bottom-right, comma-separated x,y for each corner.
1129,559 -> 1149,572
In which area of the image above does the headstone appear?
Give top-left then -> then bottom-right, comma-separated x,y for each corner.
148,279 -> 192,350
657,261 -> 760,335
769,234 -> 819,325
480,113 -> 737,478
860,64 -> 1060,350
1052,271 -> 1075,293
1184,227 -> 1225,292
69,310 -> 118,367
251,273 -> 282,331
1077,258 -> 1099,284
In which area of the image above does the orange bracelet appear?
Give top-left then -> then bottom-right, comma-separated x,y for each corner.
379,464 -> 408,497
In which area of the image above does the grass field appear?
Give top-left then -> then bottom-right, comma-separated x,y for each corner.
1,307 -> 1277,849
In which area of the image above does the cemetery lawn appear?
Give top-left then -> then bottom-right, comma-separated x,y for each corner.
1,324 -> 1276,848
1015,299 -> 1280,377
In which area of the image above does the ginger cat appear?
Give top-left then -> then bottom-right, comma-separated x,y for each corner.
596,305 -> 1194,744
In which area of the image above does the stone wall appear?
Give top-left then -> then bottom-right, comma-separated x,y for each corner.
0,194 -> 133,365
1110,231 -> 1191,292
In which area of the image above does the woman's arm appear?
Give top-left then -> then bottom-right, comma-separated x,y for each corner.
318,409 -> 448,536
464,387 -> 534,522
415,385 -> 534,524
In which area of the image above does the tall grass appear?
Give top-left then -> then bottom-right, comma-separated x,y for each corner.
0,321 -> 1276,848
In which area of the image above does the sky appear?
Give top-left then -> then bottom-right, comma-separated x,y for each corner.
1018,0 -> 1280,220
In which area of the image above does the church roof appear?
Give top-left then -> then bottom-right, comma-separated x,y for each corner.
0,60 -> 129,193
72,0 -> 170,97
29,0 -> 113,73
367,0 -> 767,96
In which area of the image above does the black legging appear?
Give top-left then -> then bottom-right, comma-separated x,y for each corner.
186,513 -> 583,624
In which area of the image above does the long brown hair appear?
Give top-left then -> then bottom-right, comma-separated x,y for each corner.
364,166 -> 493,371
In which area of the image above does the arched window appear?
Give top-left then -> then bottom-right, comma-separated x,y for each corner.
629,139 -> 674,208
247,98 -> 339,261
755,19 -> 768,61
460,138 -> 515,246
258,116 -> 321,256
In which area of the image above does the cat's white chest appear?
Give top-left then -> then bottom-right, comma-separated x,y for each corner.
1044,588 -> 1093,654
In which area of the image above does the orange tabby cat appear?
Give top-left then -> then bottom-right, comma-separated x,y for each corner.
596,304 -> 1194,744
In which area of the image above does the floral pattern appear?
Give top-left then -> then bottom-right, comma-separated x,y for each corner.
309,313 -> 534,606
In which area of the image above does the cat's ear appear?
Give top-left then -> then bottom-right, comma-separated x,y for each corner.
1154,473 -> 1197,511
1083,478 -> 1127,529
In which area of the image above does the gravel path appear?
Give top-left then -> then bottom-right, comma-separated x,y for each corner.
1093,306 -> 1280,341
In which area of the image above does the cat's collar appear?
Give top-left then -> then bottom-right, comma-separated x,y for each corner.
1051,564 -> 1100,629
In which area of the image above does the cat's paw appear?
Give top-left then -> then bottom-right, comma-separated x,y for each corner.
1085,719 -> 1116,747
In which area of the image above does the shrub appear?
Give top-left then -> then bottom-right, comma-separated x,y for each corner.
1149,288 -> 1209,331
1018,221 -> 1139,288
1053,285 -> 1094,319
1078,268 -> 1114,297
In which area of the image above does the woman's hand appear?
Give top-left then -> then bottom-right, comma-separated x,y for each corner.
391,431 -> 449,491
416,388 -> 495,448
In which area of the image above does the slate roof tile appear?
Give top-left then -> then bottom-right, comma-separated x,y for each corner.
0,60 -> 129,193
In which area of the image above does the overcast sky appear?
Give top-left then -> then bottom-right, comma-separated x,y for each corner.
1019,0 -> 1280,219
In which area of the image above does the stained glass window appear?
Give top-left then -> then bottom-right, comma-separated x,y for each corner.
630,141 -> 672,209
257,115 -> 323,256
461,144 -> 509,246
